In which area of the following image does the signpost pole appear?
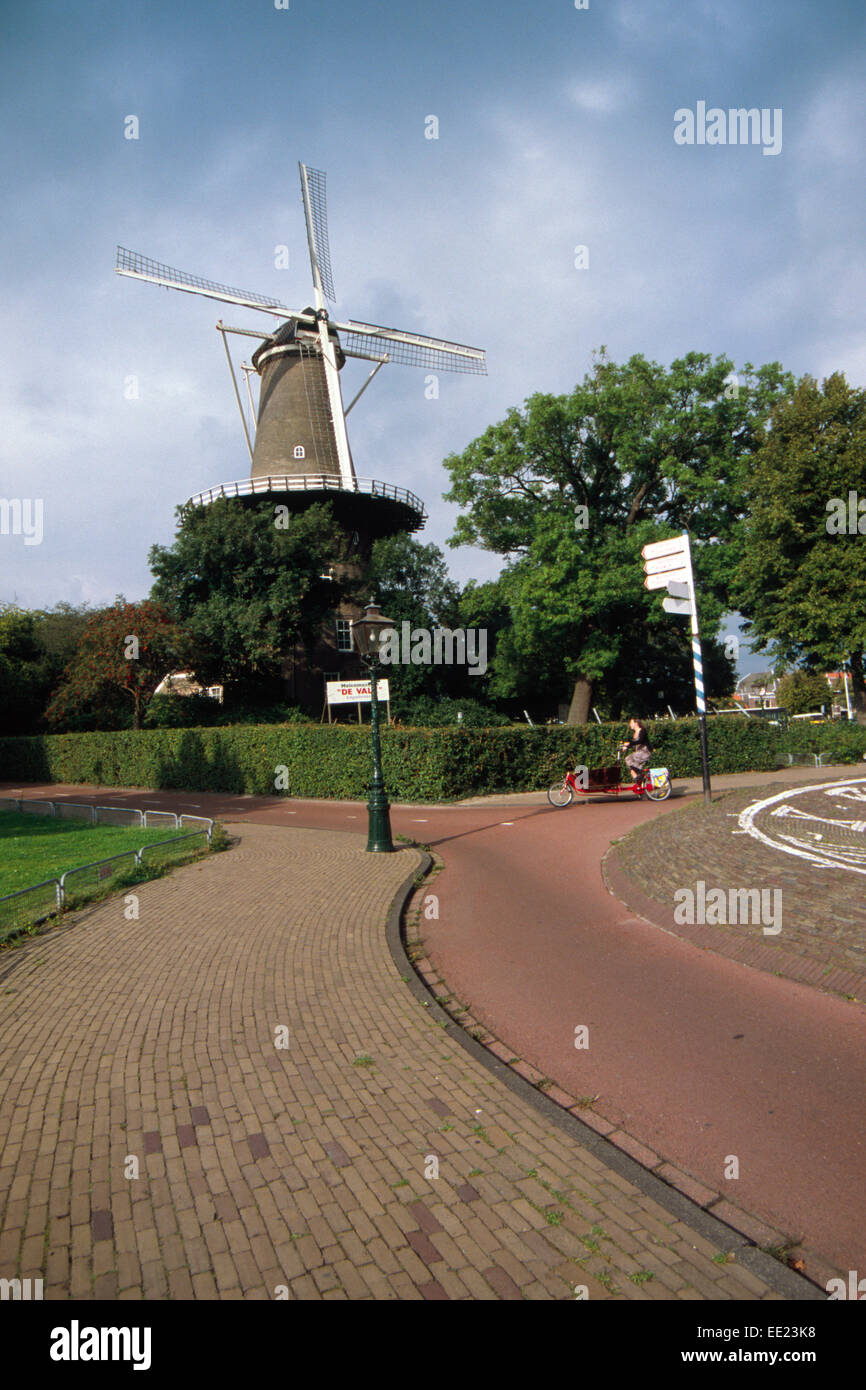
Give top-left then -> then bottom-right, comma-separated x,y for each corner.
681,534 -> 712,806
642,533 -> 712,806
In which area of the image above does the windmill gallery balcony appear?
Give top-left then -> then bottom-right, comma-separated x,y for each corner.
183,473 -> 426,538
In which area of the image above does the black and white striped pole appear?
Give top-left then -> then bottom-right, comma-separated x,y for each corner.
642,533 -> 712,805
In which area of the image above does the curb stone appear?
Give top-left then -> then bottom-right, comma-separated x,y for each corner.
391,847 -> 824,1302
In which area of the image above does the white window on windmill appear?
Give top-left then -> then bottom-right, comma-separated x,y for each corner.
336,618 -> 353,653
293,444 -> 305,459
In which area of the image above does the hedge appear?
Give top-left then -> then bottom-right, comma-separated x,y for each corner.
779,720 -> 866,764
0,717 -> 789,802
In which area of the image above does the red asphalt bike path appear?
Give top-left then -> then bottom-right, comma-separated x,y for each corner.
5,779 -> 865,1281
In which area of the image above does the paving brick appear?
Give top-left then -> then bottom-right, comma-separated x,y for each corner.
0,813 -> 790,1308
482,1265 -> 524,1300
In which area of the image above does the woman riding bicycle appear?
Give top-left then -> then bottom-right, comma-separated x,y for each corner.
619,718 -> 651,779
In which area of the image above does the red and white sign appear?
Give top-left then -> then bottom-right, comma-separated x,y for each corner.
326,679 -> 389,706
644,567 -> 691,590
643,554 -> 692,576
641,536 -> 689,561
642,533 -> 692,591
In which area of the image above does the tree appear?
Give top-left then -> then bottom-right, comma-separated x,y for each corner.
149,498 -> 346,699
776,670 -> 832,716
444,349 -> 791,721
366,535 -> 516,717
32,602 -> 97,666
0,607 -> 55,734
734,373 -> 866,722
46,599 -> 190,731
366,533 -> 460,705
0,603 -> 111,734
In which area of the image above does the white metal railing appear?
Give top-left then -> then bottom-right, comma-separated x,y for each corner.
0,803 -> 214,938
94,805 -> 143,827
143,810 -> 178,829
138,831 -> 208,868
55,802 -> 97,822
0,834 -> 211,939
183,473 -> 426,518
60,852 -> 140,903
0,799 -> 214,836
0,880 -> 63,939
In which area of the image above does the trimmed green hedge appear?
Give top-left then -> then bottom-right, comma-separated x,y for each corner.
0,717 -> 785,801
779,721 -> 866,764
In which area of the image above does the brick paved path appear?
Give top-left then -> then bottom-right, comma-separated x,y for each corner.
0,823 -> 795,1300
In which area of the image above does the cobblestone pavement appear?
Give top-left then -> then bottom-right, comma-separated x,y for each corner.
0,823 -> 801,1301
606,780 -> 866,1000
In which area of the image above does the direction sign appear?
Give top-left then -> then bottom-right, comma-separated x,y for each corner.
640,529 -> 711,802
645,568 -> 690,590
641,535 -> 689,561
662,597 -> 691,616
644,554 -> 693,577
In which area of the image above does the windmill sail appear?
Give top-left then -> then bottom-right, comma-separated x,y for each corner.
338,320 -> 486,374
299,164 -> 336,304
114,247 -> 294,318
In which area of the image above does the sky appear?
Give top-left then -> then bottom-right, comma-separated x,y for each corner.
1,0 -> 864,678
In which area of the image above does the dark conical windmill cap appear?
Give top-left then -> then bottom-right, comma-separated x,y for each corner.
252,309 -> 345,372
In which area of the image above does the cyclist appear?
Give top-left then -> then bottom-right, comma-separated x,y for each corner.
619,718 -> 652,780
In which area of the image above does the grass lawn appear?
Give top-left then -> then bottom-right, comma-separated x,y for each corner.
0,811 -> 194,897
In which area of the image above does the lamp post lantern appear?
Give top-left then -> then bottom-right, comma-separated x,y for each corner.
351,602 -> 395,853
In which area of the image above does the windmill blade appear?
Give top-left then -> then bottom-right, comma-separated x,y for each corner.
114,247 -> 296,319
299,164 -> 336,304
336,319 -> 487,375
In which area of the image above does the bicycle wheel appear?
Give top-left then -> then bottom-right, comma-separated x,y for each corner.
645,775 -> 672,801
547,781 -> 574,807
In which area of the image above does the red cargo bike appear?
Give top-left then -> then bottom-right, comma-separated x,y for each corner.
547,750 -> 672,807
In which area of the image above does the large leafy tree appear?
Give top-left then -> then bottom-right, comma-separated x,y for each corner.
0,603 -> 105,734
368,533 -> 473,705
444,349 -> 792,720
46,599 -> 190,731
0,607 -> 54,734
776,670 -> 833,717
149,499 -> 346,698
734,372 -> 866,721
33,602 -> 96,667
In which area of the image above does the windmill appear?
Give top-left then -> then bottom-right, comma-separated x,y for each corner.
116,163 -> 486,536
115,162 -> 487,709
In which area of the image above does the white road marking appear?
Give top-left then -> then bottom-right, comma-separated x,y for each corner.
738,777 -> 866,875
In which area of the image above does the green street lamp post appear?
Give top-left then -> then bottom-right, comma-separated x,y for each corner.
351,602 -> 395,853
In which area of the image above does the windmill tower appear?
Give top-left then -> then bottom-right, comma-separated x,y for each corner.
116,163 -> 486,709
